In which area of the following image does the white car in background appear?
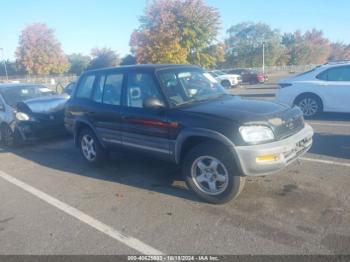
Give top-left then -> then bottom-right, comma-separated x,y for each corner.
208,70 -> 242,88
276,61 -> 350,117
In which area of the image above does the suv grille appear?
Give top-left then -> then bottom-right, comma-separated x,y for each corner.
273,108 -> 305,140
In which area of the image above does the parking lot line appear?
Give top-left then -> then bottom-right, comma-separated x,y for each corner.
0,170 -> 164,255
300,157 -> 350,168
307,121 -> 350,127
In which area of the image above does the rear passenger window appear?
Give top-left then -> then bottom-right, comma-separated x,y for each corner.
92,75 -> 106,103
76,75 -> 96,99
328,66 -> 350,81
102,73 -> 123,106
317,66 -> 350,81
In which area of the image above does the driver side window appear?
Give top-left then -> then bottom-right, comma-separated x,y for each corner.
126,73 -> 163,108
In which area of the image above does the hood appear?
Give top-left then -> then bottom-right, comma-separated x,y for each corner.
180,96 -> 289,123
16,94 -> 69,114
180,95 -> 304,139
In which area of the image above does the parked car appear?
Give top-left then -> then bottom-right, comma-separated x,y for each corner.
0,83 -> 69,146
65,64 -> 313,204
227,68 -> 267,84
208,70 -> 242,88
276,61 -> 350,117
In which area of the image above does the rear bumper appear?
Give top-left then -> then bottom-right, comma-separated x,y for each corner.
234,124 -> 313,176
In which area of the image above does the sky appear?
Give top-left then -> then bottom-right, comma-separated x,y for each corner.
1,0 -> 349,60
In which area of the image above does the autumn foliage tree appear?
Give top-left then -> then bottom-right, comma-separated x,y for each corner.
130,0 -> 221,68
16,23 -> 69,75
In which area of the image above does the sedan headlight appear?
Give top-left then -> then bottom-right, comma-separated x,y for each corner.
239,125 -> 274,144
16,112 -> 30,121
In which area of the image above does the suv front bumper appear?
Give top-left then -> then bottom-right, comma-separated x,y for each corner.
234,124 -> 313,176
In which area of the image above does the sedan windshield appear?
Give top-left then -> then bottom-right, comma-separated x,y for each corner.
157,68 -> 227,107
0,85 -> 56,106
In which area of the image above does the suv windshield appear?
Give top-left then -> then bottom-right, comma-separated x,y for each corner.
157,68 -> 227,107
0,85 -> 56,106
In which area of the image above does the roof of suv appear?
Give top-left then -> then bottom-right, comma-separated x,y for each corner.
85,64 -> 200,74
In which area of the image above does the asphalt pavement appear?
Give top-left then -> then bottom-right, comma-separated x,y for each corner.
0,85 -> 349,255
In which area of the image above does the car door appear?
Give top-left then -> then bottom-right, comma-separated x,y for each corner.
316,66 -> 350,113
121,71 -> 171,160
89,71 -> 125,146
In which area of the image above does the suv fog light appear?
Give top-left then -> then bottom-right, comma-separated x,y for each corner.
256,154 -> 280,163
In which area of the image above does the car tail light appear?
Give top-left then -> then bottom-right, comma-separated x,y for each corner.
279,83 -> 293,88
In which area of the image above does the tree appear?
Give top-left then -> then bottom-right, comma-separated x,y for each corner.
283,29 -> 331,65
304,29 -> 331,64
120,55 -> 136,65
130,0 -> 220,67
329,42 -> 350,61
87,48 -> 120,70
15,23 -> 69,75
224,22 -> 286,68
174,0 -> 220,66
130,1 -> 188,64
67,53 -> 91,75
0,60 -> 25,76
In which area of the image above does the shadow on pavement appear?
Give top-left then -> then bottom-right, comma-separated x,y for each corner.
1,137 -> 200,202
310,112 -> 350,122
310,132 -> 350,160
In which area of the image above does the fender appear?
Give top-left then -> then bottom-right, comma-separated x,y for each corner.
73,118 -> 107,148
174,127 -> 243,174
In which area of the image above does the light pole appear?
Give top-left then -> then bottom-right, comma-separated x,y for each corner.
262,41 -> 265,74
0,48 -> 8,81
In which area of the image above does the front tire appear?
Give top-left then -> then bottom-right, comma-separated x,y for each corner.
0,124 -> 18,147
182,143 -> 245,204
221,80 -> 231,89
79,128 -> 107,167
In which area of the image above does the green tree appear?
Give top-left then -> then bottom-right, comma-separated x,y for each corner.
67,53 -> 91,75
120,55 -> 136,65
0,60 -> 25,76
87,48 -> 120,70
15,23 -> 69,75
225,22 -> 286,68
130,0 -> 220,67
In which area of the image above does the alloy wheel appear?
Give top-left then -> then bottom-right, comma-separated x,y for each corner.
81,134 -> 97,161
191,156 -> 229,195
298,98 -> 319,117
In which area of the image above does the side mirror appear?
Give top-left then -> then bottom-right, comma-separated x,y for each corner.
143,97 -> 165,109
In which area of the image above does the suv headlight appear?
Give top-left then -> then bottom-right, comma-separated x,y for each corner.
239,125 -> 274,144
16,112 -> 30,121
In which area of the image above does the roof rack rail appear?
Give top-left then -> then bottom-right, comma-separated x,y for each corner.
326,60 -> 350,65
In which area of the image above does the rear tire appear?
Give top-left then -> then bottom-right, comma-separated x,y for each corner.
182,143 -> 245,204
295,94 -> 323,118
78,128 -> 107,167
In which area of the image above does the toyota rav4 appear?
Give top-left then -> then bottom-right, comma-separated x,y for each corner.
65,64 -> 313,204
